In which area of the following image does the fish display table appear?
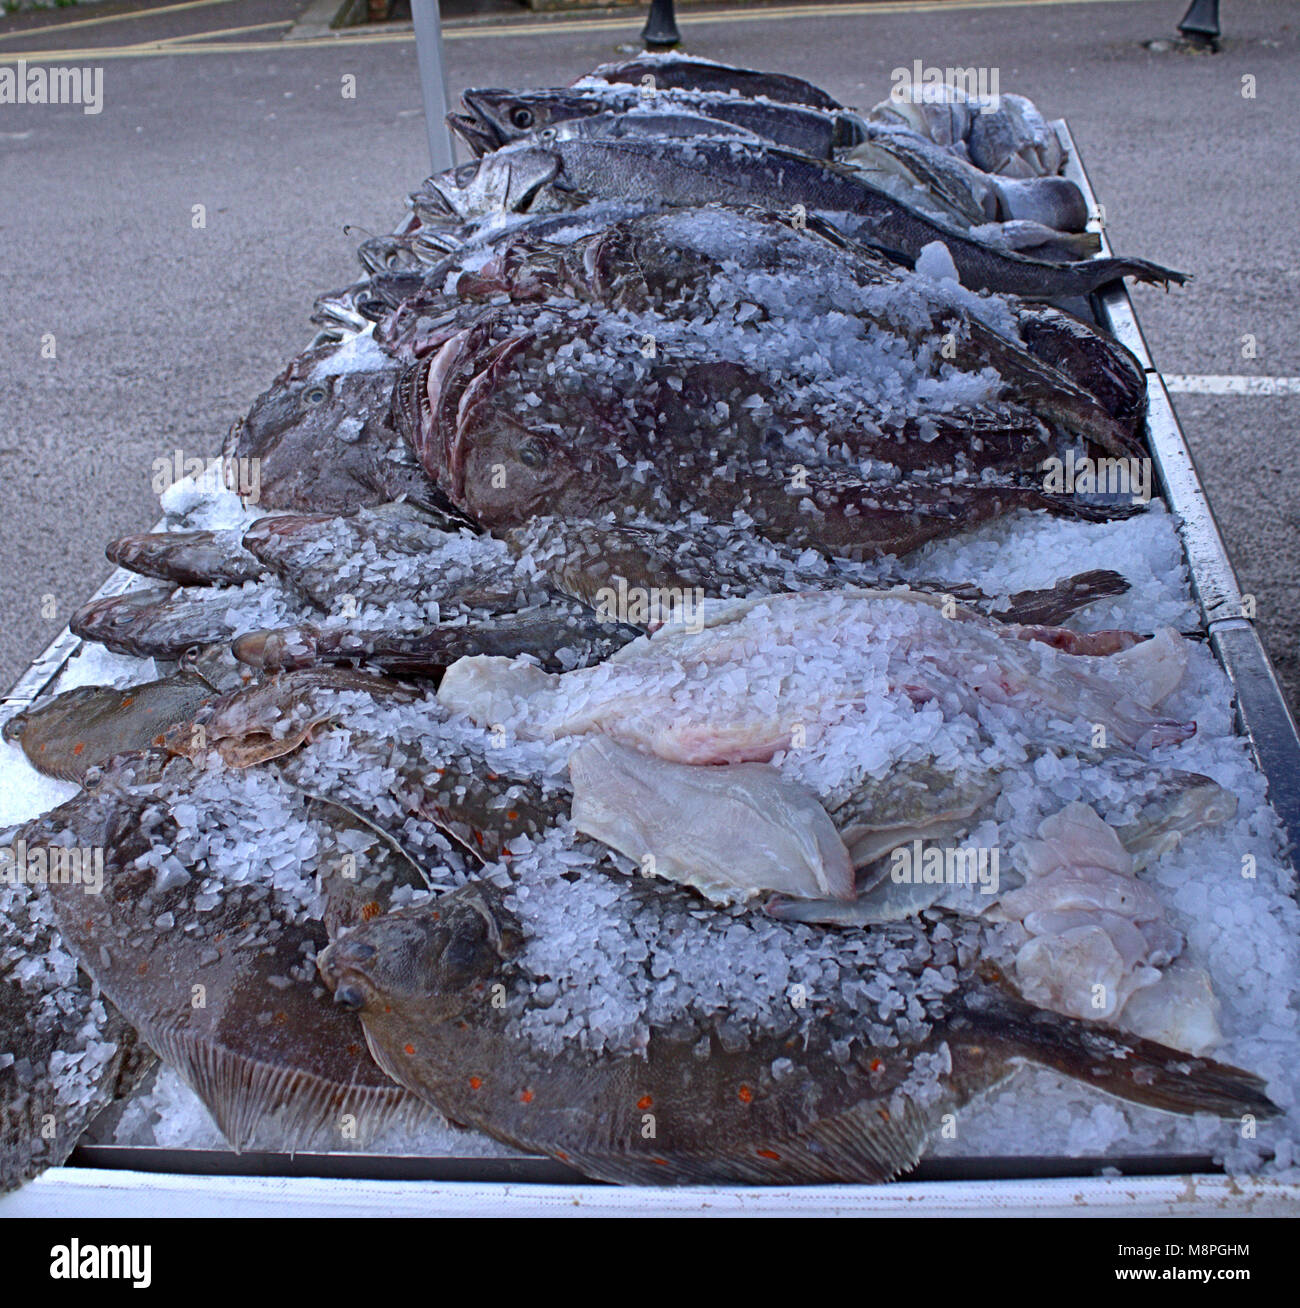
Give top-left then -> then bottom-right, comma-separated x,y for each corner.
3,114 -> 1299,1217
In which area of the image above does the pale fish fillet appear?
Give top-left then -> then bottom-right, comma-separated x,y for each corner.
1019,908 -> 1159,959
1018,801 -> 1135,879
1102,627 -> 1188,710
568,736 -> 853,903
1014,921 -> 1161,1021
1006,802 -> 1200,1025
1118,962 -> 1223,1056
437,590 -> 1194,763
994,864 -> 1165,923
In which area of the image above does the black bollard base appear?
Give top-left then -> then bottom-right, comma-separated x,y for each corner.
641,0 -> 681,50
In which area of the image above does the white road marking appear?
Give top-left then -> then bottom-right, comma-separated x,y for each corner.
1163,375 -> 1300,396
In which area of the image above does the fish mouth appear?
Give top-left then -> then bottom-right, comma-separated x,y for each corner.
452,334 -> 534,471
460,89 -> 531,142
425,329 -> 533,504
317,937 -> 376,1010
446,109 -> 501,157
418,328 -> 476,498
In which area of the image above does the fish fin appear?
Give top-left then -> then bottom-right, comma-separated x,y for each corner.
952,983 -> 1278,1121
553,1095 -> 934,1186
142,1022 -> 433,1153
1034,493 -> 1147,523
749,1093 -> 934,1183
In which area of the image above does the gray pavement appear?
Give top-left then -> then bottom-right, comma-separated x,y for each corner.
1,0 -> 1297,707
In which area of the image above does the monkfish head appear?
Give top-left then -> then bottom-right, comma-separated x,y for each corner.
402,322 -> 590,528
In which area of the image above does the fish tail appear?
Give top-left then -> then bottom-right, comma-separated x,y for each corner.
1102,257 -> 1190,289
1145,718 -> 1198,749
953,983 -> 1279,1121
1032,493 -> 1147,523
998,568 -> 1129,626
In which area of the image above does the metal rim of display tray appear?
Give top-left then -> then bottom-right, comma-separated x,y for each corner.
2,123 -> 1298,1217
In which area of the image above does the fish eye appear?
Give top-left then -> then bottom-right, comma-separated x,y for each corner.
510,107 -> 534,130
518,440 -> 547,469
304,386 -> 328,406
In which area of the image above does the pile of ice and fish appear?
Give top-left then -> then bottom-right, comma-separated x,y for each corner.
2,54 -> 1298,1191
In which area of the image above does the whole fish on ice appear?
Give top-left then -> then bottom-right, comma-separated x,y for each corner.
439,588 -> 1193,763
452,86 -> 861,159
319,870 -> 1276,1185
577,52 -> 845,110
413,136 -> 1185,297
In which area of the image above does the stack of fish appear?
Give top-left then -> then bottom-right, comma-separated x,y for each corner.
1,54 -> 1284,1193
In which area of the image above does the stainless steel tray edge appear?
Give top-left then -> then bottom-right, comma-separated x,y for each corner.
1059,121 -> 1300,860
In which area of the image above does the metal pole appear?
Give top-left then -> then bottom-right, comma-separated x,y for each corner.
411,0 -> 456,174
641,0 -> 681,50
1177,0 -> 1221,45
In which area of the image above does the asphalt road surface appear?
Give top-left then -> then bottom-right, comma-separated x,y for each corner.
1,0 -> 1297,711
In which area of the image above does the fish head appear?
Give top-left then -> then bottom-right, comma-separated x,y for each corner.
404,324 -> 592,527
424,144 -> 563,220
455,404 -> 586,530
70,587 -> 178,650
461,89 -> 606,145
230,626 -> 322,675
319,883 -> 523,1023
3,684 -> 107,747
230,347 -> 438,513
243,350 -> 352,448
